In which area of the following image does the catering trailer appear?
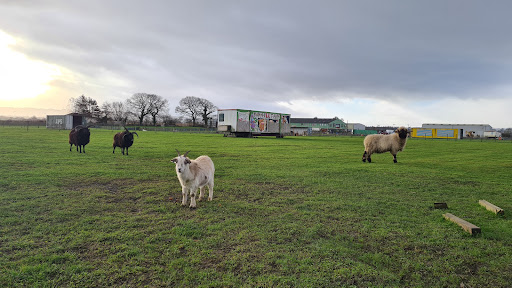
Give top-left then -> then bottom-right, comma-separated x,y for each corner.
217,109 -> 291,138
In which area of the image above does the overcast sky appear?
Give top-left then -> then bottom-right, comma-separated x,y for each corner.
0,1 -> 511,127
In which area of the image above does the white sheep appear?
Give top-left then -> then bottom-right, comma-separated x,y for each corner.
362,127 -> 408,163
171,149 -> 215,208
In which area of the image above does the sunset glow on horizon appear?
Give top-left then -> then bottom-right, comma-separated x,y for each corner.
0,30 -> 62,103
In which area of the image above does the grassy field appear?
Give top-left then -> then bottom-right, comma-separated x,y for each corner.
1,126 -> 511,287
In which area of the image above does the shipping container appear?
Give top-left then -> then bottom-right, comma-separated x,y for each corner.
217,109 -> 291,138
411,128 -> 462,139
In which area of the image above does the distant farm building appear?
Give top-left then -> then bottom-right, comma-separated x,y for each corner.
364,126 -> 405,136
290,117 -> 346,135
46,113 -> 87,129
346,123 -> 366,131
421,124 -> 494,138
347,123 -> 372,136
412,127 -> 463,139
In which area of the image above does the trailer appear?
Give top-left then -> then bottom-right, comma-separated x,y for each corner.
483,131 -> 501,138
217,109 -> 291,138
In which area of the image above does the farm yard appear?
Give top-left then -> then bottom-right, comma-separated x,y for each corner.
1,126 -> 511,287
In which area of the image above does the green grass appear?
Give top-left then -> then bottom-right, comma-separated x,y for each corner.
1,126 -> 511,287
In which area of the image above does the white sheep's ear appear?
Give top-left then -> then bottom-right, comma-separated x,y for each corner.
171,158 -> 178,163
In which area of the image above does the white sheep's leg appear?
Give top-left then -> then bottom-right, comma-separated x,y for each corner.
189,187 -> 197,208
208,182 -> 214,201
181,186 -> 188,206
198,186 -> 205,201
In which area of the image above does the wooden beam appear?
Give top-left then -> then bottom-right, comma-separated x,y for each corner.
434,202 -> 448,209
443,213 -> 481,235
479,200 -> 504,215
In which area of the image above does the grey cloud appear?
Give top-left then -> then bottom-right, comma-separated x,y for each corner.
1,0 -> 512,107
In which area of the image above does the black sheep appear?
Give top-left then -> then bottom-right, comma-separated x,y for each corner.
113,126 -> 139,155
69,125 -> 91,153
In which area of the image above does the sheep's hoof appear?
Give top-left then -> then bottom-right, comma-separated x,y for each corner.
393,160 -> 397,163
189,205 -> 196,209
208,197 -> 212,201
362,159 -> 366,162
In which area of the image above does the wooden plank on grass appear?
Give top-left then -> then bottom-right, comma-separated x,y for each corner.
479,200 -> 504,215
434,202 -> 448,209
443,213 -> 481,235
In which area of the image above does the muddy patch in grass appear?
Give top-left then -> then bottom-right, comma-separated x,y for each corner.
64,178 -> 174,207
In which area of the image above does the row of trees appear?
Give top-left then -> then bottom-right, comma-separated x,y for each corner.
69,94 -> 217,127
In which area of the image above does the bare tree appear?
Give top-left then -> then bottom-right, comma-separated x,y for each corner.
148,94 -> 169,126
111,101 -> 128,123
70,95 -> 101,118
175,96 -> 202,126
160,112 -> 177,126
127,93 -> 153,126
198,98 -> 217,127
100,102 -> 113,123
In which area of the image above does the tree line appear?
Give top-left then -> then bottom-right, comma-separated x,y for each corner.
69,94 -> 217,127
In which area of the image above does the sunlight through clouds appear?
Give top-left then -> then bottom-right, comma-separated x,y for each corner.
0,30 -> 61,101
0,2 -> 511,127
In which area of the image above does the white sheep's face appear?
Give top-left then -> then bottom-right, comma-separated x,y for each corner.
171,155 -> 191,174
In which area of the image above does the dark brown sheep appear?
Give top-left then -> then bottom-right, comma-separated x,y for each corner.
69,125 -> 91,153
113,126 -> 139,155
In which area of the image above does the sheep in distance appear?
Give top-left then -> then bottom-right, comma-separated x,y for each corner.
69,125 -> 91,153
113,126 -> 139,155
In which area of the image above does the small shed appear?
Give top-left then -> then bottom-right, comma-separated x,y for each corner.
217,109 -> 291,137
347,123 -> 366,131
46,113 -> 87,129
